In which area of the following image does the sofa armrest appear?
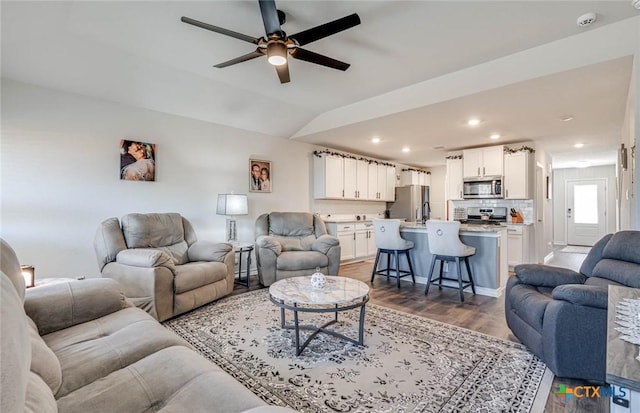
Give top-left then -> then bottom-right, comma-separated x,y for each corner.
116,249 -> 175,270
311,235 -> 340,255
24,279 -> 129,335
552,285 -> 609,309
514,264 -> 586,287
256,236 -> 282,256
188,241 -> 232,262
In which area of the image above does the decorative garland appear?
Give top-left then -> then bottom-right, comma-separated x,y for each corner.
312,149 -> 396,167
445,155 -> 463,160
504,145 -> 535,154
401,168 -> 430,174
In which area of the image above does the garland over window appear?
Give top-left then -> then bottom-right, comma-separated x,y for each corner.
313,149 -> 396,167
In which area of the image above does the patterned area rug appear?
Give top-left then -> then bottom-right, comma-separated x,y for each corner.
165,289 -> 552,412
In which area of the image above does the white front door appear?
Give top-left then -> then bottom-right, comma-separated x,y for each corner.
567,179 -> 607,246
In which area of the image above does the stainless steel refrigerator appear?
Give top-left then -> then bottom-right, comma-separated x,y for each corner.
386,185 -> 430,223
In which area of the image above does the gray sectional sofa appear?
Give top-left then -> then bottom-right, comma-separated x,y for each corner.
505,231 -> 640,382
0,239 -> 295,413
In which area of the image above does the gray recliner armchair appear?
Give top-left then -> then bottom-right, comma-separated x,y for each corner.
505,231 -> 640,382
94,212 -> 234,321
255,212 -> 340,286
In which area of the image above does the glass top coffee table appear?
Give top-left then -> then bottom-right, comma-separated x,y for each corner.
269,276 -> 370,356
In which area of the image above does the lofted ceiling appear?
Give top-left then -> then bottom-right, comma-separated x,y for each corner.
1,1 -> 638,168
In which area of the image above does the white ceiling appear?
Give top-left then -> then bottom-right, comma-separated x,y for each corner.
2,1 -> 638,168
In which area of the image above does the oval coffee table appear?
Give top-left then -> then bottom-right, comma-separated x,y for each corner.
269,276 -> 370,356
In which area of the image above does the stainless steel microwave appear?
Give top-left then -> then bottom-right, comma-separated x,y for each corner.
463,178 -> 503,199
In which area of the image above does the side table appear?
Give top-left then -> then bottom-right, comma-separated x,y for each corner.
232,242 -> 254,288
607,285 -> 640,411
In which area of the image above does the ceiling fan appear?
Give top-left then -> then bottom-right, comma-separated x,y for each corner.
181,0 -> 361,84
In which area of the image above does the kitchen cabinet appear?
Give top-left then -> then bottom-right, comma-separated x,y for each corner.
327,222 -> 376,262
313,154 -> 344,199
399,170 -> 430,187
445,158 -> 464,200
504,151 -> 534,199
368,164 -> 393,201
463,145 -> 504,179
343,158 -> 369,200
506,224 -> 532,269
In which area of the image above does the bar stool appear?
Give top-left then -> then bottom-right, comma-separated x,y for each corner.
370,219 -> 416,288
425,220 -> 476,302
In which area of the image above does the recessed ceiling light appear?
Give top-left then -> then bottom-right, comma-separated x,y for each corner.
560,116 -> 574,122
467,118 -> 481,127
490,134 -> 501,140
574,143 -> 584,148
371,137 -> 381,144
402,147 -> 410,153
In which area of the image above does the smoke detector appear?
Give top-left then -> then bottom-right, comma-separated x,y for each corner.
633,0 -> 640,10
577,12 -> 597,27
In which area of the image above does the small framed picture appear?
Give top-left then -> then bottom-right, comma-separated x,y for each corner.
120,139 -> 156,181
249,159 -> 272,193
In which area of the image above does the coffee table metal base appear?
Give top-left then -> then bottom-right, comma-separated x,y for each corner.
269,295 -> 369,356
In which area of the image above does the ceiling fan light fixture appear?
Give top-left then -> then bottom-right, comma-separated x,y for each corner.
267,42 -> 287,66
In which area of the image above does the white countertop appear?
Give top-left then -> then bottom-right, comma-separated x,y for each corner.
400,222 -> 507,234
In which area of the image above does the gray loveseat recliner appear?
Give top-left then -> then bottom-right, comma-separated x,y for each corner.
505,231 -> 640,382
94,212 -> 234,321
0,238 -> 295,413
255,212 -> 340,286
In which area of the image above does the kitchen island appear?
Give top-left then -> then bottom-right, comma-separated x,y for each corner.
399,223 -> 508,297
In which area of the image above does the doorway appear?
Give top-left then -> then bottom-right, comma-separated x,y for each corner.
567,179 -> 607,246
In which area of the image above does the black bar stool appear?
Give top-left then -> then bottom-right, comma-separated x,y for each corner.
370,219 -> 416,288
425,219 -> 476,302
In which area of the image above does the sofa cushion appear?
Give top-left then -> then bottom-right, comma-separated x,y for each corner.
508,283 -> 553,332
1,239 -> 25,298
602,231 -> 640,265
273,235 -> 316,252
121,213 -> 185,249
158,241 -> 189,265
584,276 -> 624,288
276,251 -> 328,271
25,372 -> 57,413
26,318 -> 62,394
55,346 -> 266,413
174,261 -> 228,294
268,212 -> 314,237
591,259 -> 640,288
43,307 -> 188,397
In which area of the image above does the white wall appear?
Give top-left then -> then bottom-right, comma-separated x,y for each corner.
0,79 -> 317,278
552,165 -> 617,245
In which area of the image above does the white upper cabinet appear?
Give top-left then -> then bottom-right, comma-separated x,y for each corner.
385,166 -> 396,201
445,158 -> 464,200
462,145 -> 504,179
399,170 -> 430,187
343,158 -> 358,200
504,151 -> 534,199
313,154 -> 344,199
356,160 -> 369,200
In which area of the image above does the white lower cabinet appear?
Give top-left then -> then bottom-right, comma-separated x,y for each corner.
506,224 -> 532,269
327,222 -> 376,262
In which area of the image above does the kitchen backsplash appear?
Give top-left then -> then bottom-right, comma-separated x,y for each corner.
449,199 -> 534,223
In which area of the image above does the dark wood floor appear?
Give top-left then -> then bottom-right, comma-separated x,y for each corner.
232,254 -> 607,413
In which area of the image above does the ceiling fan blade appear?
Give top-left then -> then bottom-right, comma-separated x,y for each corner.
214,49 -> 264,68
290,48 -> 350,71
289,13 -> 360,46
275,62 -> 290,84
181,16 -> 260,44
259,0 -> 284,38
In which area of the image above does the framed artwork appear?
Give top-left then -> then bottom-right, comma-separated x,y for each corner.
249,159 -> 272,193
120,139 -> 156,181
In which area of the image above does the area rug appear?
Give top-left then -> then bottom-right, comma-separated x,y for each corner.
560,245 -> 592,254
165,289 -> 552,412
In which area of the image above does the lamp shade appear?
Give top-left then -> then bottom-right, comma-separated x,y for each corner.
216,194 -> 248,216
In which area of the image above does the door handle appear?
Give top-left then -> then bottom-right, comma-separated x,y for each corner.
477,167 -> 480,176
567,208 -> 572,218
483,167 -> 486,176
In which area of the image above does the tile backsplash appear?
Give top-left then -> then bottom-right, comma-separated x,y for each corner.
450,199 -> 534,223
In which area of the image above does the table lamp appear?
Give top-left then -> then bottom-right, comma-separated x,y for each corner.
216,194 -> 248,242
21,265 -> 35,288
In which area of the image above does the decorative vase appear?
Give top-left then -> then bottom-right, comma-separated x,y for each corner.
310,267 -> 326,289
